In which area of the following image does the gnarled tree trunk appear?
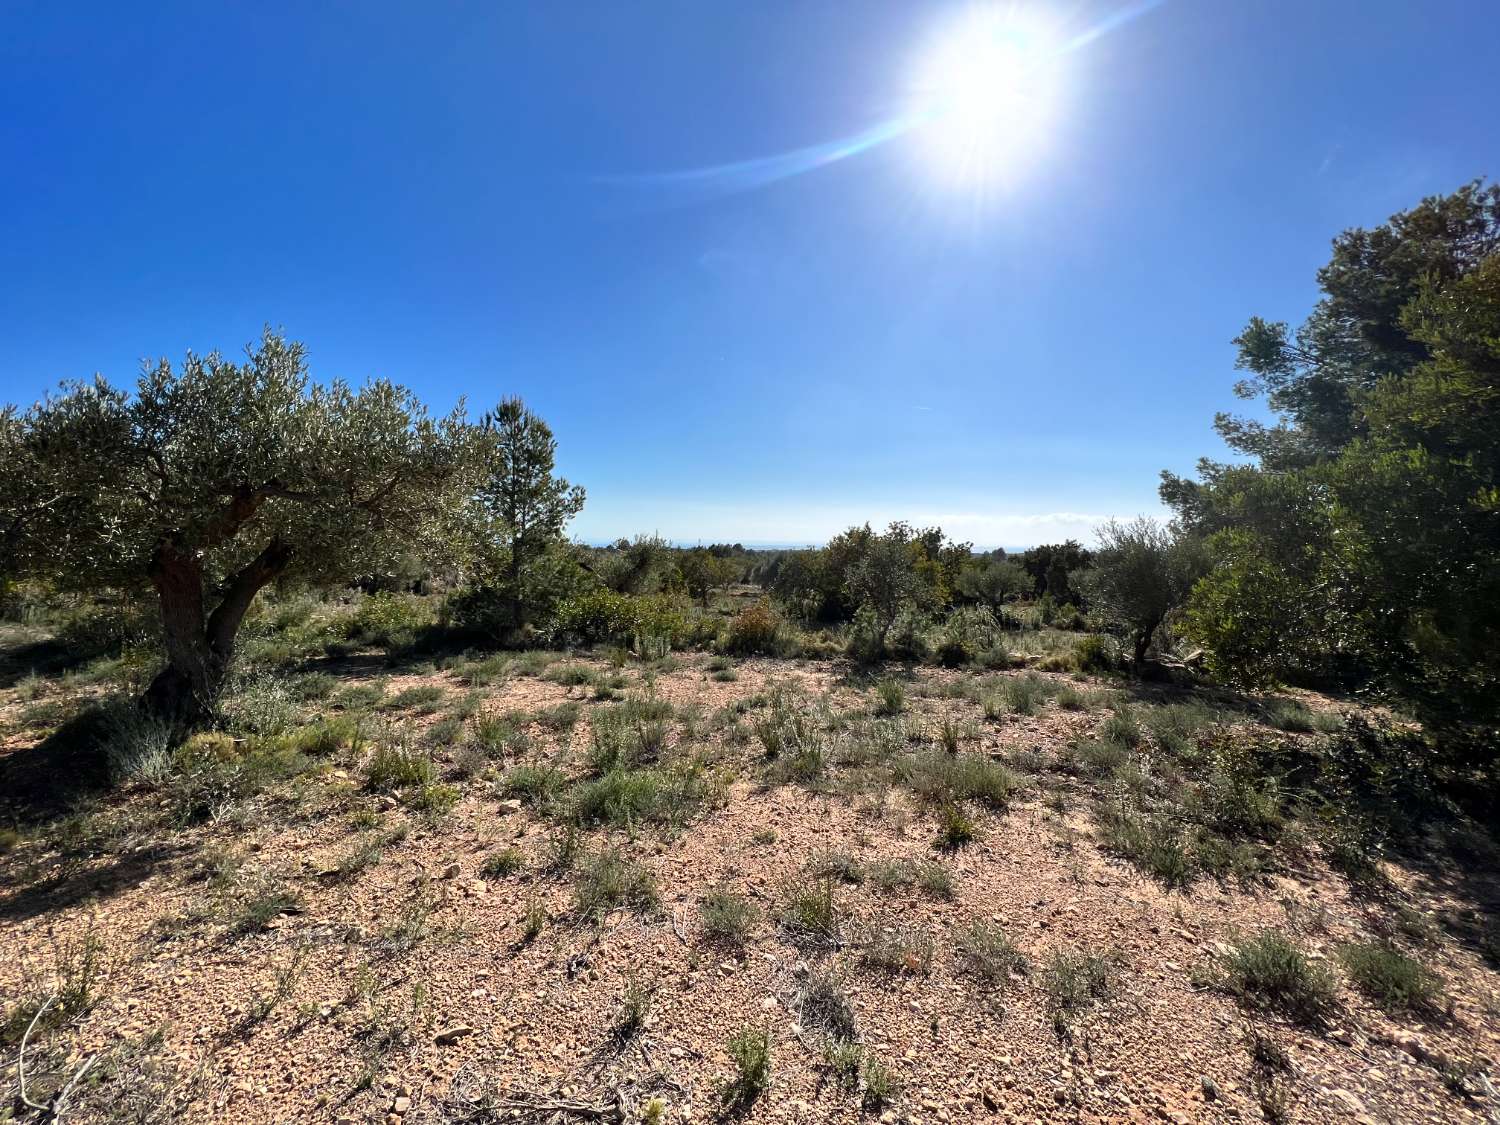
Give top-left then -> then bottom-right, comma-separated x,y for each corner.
142,536 -> 294,724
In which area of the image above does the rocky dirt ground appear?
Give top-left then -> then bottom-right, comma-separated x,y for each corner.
1,647 -> 1497,1124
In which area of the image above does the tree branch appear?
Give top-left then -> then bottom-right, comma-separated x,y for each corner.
17,994 -> 55,1113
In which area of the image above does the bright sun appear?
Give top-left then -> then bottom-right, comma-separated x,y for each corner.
909,6 -> 1065,192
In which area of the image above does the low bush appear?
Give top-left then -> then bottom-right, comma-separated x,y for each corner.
573,846 -> 659,918
364,742 -> 435,792
1338,943 -> 1444,1014
345,592 -> 433,648
723,599 -> 784,656
721,1026 -> 771,1110
955,919 -> 1025,984
1204,930 -> 1337,1026
1043,948 -> 1114,1035
700,887 -> 758,944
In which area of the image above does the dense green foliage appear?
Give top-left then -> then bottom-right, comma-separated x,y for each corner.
448,398 -> 586,642
1164,182 -> 1500,754
0,331 -> 480,718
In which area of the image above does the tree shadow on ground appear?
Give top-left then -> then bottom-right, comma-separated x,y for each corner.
0,840 -> 193,924
0,708 -> 115,831
0,633 -> 94,690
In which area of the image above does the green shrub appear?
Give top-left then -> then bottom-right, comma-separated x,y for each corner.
860,1056 -> 898,1111
1205,930 -> 1336,1026
955,919 -> 1025,983
364,742 -> 435,792
721,1026 -> 771,1110
218,669 -> 298,737
288,715 -> 361,757
935,802 -> 978,849
546,663 -> 595,687
900,751 -> 1018,808
573,846 -> 658,918
500,762 -> 567,808
379,684 -> 445,713
873,677 -> 906,716
700,887 -> 758,944
723,599 -> 783,656
1073,634 -> 1116,672
1072,737 -> 1127,777
569,762 -> 720,830
1339,943 -> 1444,1014
1098,706 -> 1143,748
346,592 -> 433,648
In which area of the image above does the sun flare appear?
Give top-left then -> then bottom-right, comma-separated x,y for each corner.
909,6 -> 1065,192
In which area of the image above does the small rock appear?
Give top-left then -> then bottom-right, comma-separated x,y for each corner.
391,1094 -> 411,1113
1329,1089 -> 1368,1116
498,799 -> 523,814
440,861 -> 462,879
1200,1076 -> 1218,1101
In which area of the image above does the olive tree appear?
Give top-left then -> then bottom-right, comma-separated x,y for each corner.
1078,517 -> 1206,665
0,331 -> 481,722
846,523 -> 929,656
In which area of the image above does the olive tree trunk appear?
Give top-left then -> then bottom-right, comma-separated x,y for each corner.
142,537 -> 294,723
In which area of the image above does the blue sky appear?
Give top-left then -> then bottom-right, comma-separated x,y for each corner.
2,2 -> 1495,547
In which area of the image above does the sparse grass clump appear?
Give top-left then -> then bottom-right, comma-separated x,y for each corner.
721,1026 -> 771,1110
1262,697 -> 1341,734
873,678 -> 905,716
364,741 -> 435,792
1097,804 -> 1191,886
1,930 -> 109,1046
1043,948 -> 1114,1036
228,885 -> 304,937
481,848 -> 526,878
700,887 -> 758,944
573,847 -> 659,919
934,802 -> 978,850
867,857 -> 955,898
615,975 -> 653,1039
859,924 -> 934,975
379,684 -> 445,713
800,968 -> 858,1041
955,919 -> 1025,984
1339,942 -> 1444,1014
806,848 -> 865,885
1203,930 -> 1337,1026
780,874 -> 841,944
522,901 -> 547,942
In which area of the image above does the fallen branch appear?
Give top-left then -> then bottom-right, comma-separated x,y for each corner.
17,995 -> 57,1113
492,1089 -> 623,1121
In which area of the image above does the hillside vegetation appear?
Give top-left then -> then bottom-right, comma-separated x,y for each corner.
0,182 -> 1497,1123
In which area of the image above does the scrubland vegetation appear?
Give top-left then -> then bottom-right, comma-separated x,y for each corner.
0,184 -> 1497,1122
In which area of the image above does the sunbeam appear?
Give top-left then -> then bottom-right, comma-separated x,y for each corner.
600,1 -> 1168,205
